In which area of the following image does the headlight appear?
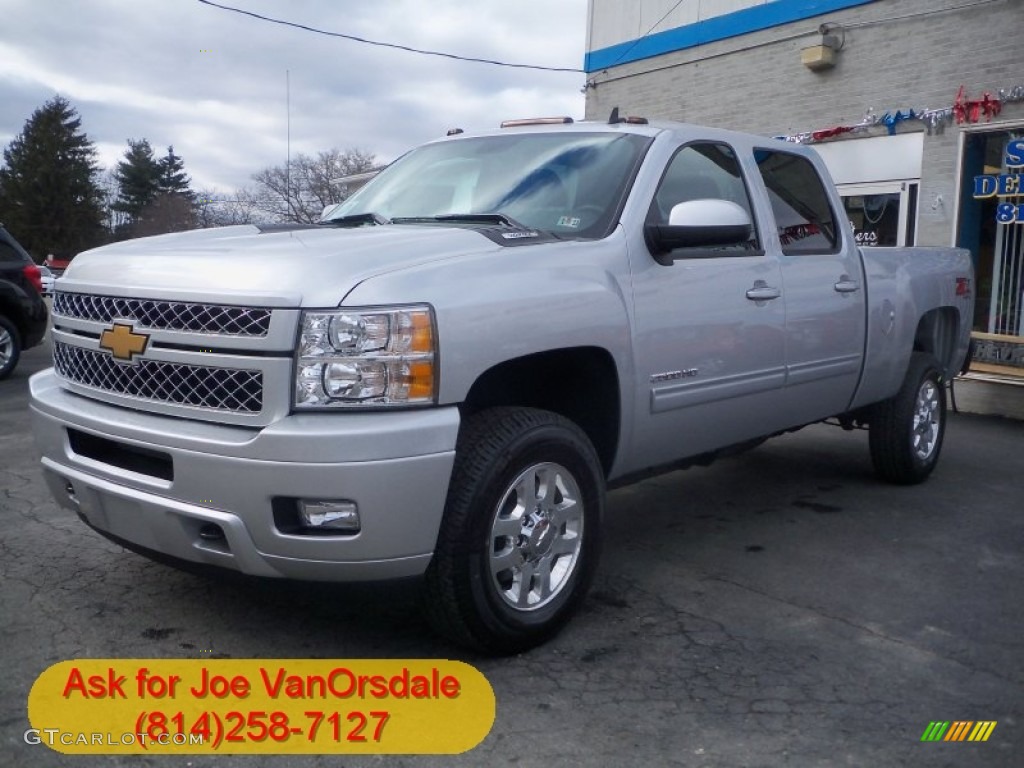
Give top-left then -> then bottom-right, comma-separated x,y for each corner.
295,305 -> 436,408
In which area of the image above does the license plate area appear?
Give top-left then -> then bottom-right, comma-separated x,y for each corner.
67,428 -> 174,481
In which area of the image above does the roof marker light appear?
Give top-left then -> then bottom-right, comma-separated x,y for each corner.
500,117 -> 574,128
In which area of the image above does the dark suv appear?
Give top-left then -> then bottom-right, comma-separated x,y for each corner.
0,225 -> 48,380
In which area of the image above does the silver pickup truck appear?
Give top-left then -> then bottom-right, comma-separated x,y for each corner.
30,117 -> 973,652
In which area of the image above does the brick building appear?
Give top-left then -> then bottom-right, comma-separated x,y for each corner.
584,0 -> 1024,376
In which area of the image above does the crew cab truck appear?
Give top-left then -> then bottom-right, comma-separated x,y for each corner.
30,117 -> 973,653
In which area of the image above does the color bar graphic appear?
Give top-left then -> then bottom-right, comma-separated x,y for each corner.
920,721 -> 996,742
967,721 -> 997,742
921,721 -> 949,741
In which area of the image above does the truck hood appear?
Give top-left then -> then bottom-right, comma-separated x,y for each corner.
59,224 -> 502,307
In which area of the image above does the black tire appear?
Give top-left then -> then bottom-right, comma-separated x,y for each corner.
423,407 -> 604,654
869,352 -> 946,485
0,314 -> 22,381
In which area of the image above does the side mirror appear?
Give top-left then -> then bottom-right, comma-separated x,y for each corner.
645,199 -> 753,264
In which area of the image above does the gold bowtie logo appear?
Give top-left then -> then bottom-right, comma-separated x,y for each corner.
99,323 -> 149,362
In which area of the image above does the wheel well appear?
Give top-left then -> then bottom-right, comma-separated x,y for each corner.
461,347 -> 620,476
913,308 -> 960,377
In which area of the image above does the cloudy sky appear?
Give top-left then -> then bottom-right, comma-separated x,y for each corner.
1,0 -> 589,192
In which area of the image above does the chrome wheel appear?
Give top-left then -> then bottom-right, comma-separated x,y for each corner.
912,379 -> 940,461
424,407 -> 603,652
488,461 -> 584,611
0,327 -> 12,368
869,353 -> 946,485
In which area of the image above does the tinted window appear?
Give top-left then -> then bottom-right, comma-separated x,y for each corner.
648,142 -> 760,253
754,150 -> 840,255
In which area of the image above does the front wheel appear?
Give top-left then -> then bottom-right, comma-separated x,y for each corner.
869,352 -> 946,485
423,408 -> 604,654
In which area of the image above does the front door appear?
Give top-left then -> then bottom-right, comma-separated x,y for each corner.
627,141 -> 788,473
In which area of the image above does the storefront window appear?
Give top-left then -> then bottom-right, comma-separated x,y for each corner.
836,182 -> 917,248
843,193 -> 900,246
958,130 -> 1024,337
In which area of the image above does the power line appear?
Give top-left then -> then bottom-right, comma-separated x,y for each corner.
605,0 -> 689,69
196,0 -> 583,73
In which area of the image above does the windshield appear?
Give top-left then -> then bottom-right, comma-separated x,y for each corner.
326,132 -> 651,238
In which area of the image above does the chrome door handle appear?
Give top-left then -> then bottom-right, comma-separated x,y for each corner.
746,283 -> 781,301
834,277 -> 860,293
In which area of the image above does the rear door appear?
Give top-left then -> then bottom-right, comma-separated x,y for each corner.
751,149 -> 866,418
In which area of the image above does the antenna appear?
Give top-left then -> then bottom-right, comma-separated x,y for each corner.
286,69 -> 291,221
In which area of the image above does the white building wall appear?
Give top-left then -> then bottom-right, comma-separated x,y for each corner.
583,0 -> 1024,247
588,0 -> 765,51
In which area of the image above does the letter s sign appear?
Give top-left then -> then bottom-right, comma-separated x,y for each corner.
1006,139 -> 1024,168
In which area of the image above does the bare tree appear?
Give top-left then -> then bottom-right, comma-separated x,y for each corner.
252,148 -> 377,223
132,192 -> 195,237
97,169 -> 126,236
194,187 -> 276,228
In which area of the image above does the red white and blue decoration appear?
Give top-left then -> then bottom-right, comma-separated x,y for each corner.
776,83 -> 1024,144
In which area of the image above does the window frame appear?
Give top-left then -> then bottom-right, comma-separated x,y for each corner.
645,140 -> 764,260
752,147 -> 843,257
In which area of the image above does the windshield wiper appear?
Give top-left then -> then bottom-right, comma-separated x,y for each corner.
391,213 -> 530,229
320,212 -> 390,227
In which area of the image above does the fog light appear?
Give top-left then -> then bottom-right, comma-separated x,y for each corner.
297,500 -> 360,532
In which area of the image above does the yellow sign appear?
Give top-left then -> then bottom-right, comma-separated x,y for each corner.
27,659 -> 495,754
99,323 -> 149,362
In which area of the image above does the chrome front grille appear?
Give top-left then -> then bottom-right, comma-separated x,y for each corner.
53,292 -> 272,336
53,341 -> 263,413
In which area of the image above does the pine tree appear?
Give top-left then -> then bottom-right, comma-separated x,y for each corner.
157,146 -> 192,198
0,96 -> 105,258
112,139 -> 161,228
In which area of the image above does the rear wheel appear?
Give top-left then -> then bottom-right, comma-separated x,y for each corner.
423,407 -> 604,654
869,352 -> 946,485
0,315 -> 22,381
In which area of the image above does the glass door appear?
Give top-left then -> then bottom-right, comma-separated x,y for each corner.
837,181 -> 917,247
988,139 -> 1024,336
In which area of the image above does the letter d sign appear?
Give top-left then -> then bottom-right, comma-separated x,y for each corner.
973,175 -> 997,198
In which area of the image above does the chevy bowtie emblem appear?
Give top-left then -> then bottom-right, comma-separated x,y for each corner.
99,322 -> 150,362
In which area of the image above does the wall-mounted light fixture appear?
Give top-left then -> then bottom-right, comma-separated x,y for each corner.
802,23 -> 844,72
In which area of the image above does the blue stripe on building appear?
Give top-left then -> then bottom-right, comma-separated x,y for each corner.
584,0 -> 877,72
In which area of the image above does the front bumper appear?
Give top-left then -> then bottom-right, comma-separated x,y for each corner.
29,369 -> 459,581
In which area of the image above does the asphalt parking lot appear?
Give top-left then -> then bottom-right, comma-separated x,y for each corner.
2,339 -> 1022,767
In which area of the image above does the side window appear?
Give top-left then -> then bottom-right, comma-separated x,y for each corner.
754,149 -> 840,255
648,142 -> 760,253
